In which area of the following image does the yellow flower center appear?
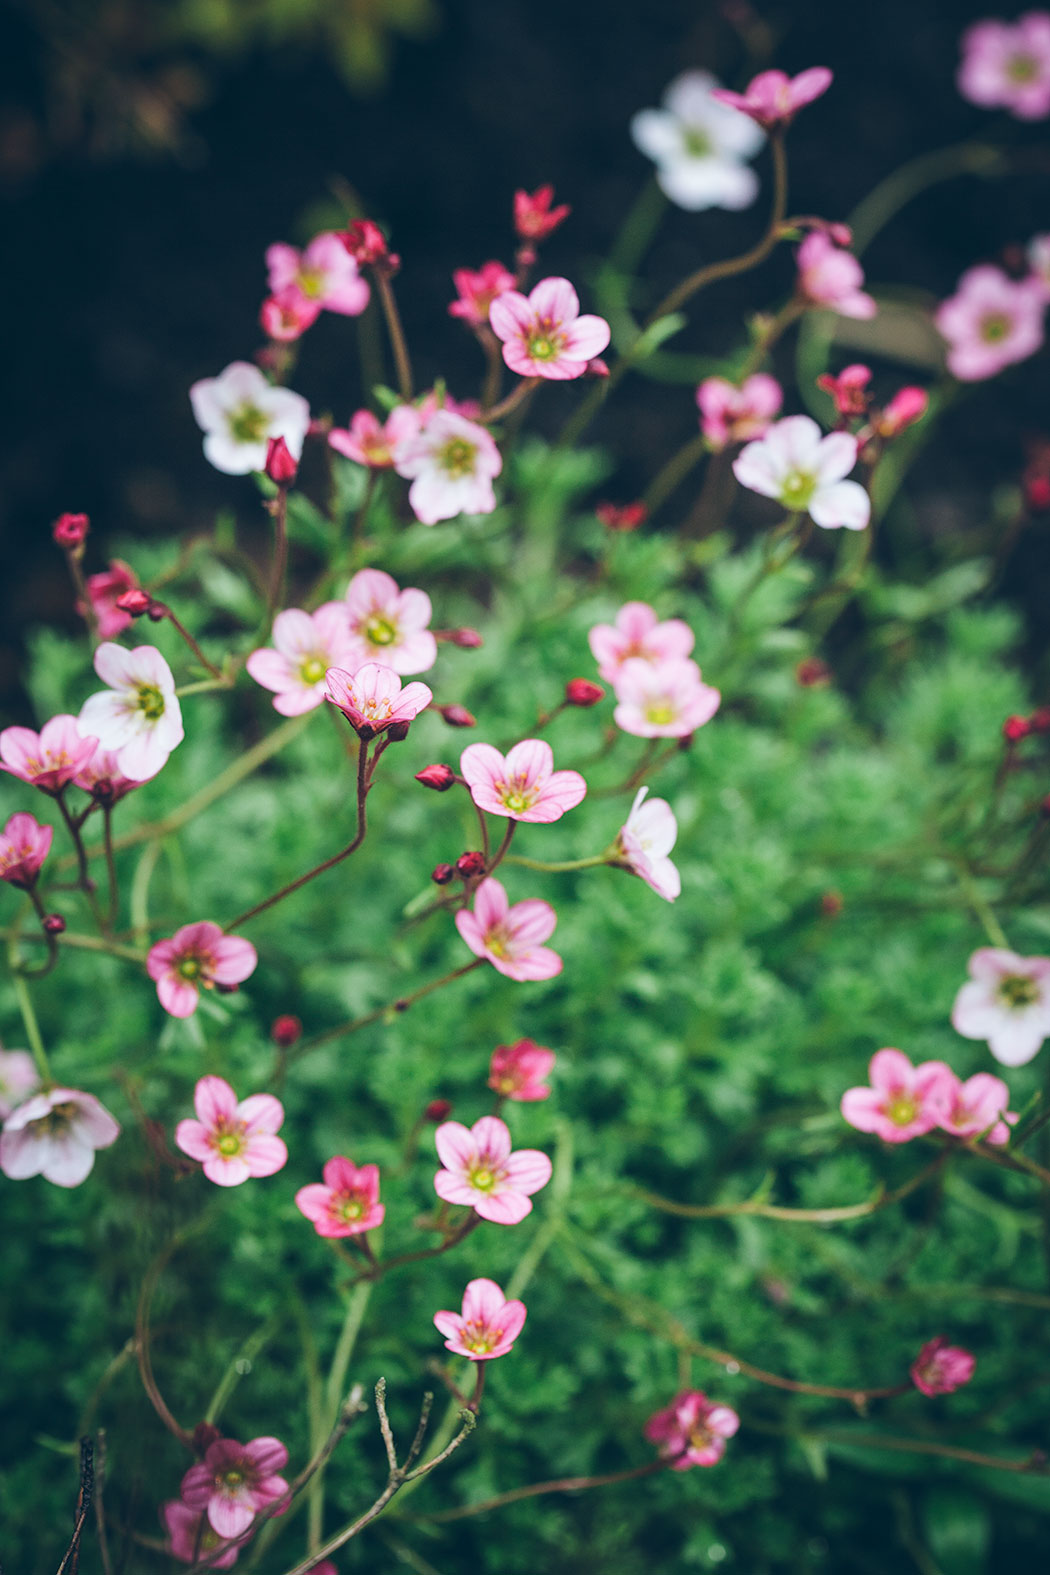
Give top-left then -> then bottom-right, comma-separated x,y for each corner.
212,1123 -> 247,1159
498,774 -> 538,813
980,313 -> 1010,344
336,1196 -> 364,1221
999,974 -> 1038,1009
300,656 -> 327,685
886,1094 -> 918,1127
297,267 -> 325,299
365,614 -> 397,647
438,437 -> 477,478
462,1319 -> 501,1354
135,683 -> 166,721
229,403 -> 269,444
644,701 -> 675,726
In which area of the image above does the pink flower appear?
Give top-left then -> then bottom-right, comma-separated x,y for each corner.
460,739 -> 586,823
147,922 -> 258,1019
266,232 -> 370,317
0,715 -> 98,794
1029,232 -> 1050,298
877,386 -> 930,437
161,1500 -> 241,1567
325,663 -> 433,739
733,415 -> 871,530
295,1156 -> 385,1237
393,409 -> 502,524
513,185 -> 570,242
434,1277 -> 528,1360
697,374 -> 782,449
840,1049 -> 955,1143
328,406 -> 421,468
489,277 -> 610,381
81,559 -> 138,639
796,232 -> 877,320
450,261 -> 516,328
644,1390 -> 740,1469
614,786 -> 680,901
189,362 -> 311,477
612,658 -> 721,739
455,877 -> 562,982
175,1075 -> 286,1187
816,363 -> 872,419
343,568 -> 437,675
958,13 -> 1050,119
488,1039 -> 556,1101
260,286 -> 321,343
246,605 -> 359,716
0,1047 -> 40,1119
711,66 -> 833,128
181,1435 -> 289,1539
0,1086 -> 120,1187
588,602 -> 695,684
931,1069 -> 1017,1146
951,947 -> 1050,1066
0,812 -> 53,888
910,1336 -> 976,1397
78,643 -> 184,781
73,746 -> 153,802
935,265 -> 1046,381
433,1114 -> 552,1223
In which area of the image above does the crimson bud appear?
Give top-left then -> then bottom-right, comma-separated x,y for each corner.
440,703 -> 477,728
1003,715 -> 1032,743
416,764 -> 456,791
52,512 -> 90,548
431,862 -> 455,884
42,913 -> 66,934
424,1098 -> 453,1122
271,1014 -> 302,1048
455,850 -> 487,879
115,589 -> 153,617
265,435 -> 298,486
565,678 -> 605,707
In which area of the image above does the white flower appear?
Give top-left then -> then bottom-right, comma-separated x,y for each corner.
952,948 -> 1050,1067
0,1086 -> 120,1187
189,361 -> 311,476
733,415 -> 870,530
630,71 -> 765,212
78,644 -> 184,781
393,409 -> 502,525
615,787 -> 680,901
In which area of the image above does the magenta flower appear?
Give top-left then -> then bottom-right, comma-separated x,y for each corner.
840,1049 -> 955,1144
489,1039 -> 556,1102
711,66 -> 833,128
696,374 -> 782,450
0,1047 -> 40,1119
734,415 -> 871,530
817,363 -> 872,419
932,1069 -> 1016,1146
343,568 -> 437,675
910,1336 -> 976,1397
434,1115 -> 552,1223
644,1390 -> 740,1469
514,185 -> 571,241
73,745 -> 153,802
260,286 -> 321,343
796,232 -> 876,320
81,559 -> 138,639
325,663 -> 433,739
147,922 -> 258,1019
958,13 -> 1050,119
449,261 -> 516,328
588,602 -> 695,684
266,231 -> 370,317
460,739 -> 586,823
434,1277 -> 528,1360
0,812 -> 53,888
614,786 -> 680,902
175,1075 -> 287,1187
181,1435 -> 289,1540
612,658 -> 721,739
935,265 -> 1046,382
0,715 -> 98,795
246,605 -> 359,716
328,405 -> 421,468
951,947 -> 1050,1066
393,408 -> 502,524
0,1086 -> 120,1187
161,1500 -> 241,1568
295,1157 -> 385,1238
78,643 -> 184,781
489,277 -> 610,381
455,876 -> 562,982
878,385 -> 930,437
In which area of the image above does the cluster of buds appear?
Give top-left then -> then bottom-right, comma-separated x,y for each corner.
115,589 -> 168,623
1002,707 -> 1050,743
817,364 -> 929,444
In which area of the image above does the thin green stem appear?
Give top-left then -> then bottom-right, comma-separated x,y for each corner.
204,1312 -> 283,1426
308,1282 -> 373,1552
10,963 -> 53,1083
288,959 -> 485,1063
164,608 -> 225,680
267,487 -> 290,628
628,1152 -> 948,1223
480,377 -> 541,424
504,853 -> 612,873
954,863 -> 1010,949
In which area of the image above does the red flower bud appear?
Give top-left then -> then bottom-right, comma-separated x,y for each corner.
1003,714 -> 1032,743
42,912 -> 66,934
440,703 -> 477,728
265,435 -> 298,486
585,357 -> 610,378
796,657 -> 833,688
340,219 -> 394,267
192,1422 -> 222,1456
386,720 -> 411,742
828,222 -> 853,247
1031,706 -> 1050,734
820,890 -> 844,918
424,1098 -> 453,1122
1026,475 -> 1050,512
455,850 -> 487,879
52,512 -> 90,548
565,678 -> 605,707
1041,795 -> 1050,820
595,501 -> 647,532
432,862 -> 455,884
445,628 -> 483,648
416,763 -> 457,791
271,1014 -> 302,1048
115,589 -> 153,617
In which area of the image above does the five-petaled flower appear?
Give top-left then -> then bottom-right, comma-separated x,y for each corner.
711,66 -> 833,128
631,71 -> 765,211
910,1336 -> 976,1396
644,1390 -> 740,1469
189,362 -> 311,477
612,658 -> 721,739
0,715 -> 98,795
295,1156 -> 385,1237
614,786 -> 681,901
0,1086 -> 120,1187
840,1049 -> 954,1143
265,232 -> 370,320
951,948 -> 1050,1066
489,277 -> 610,381
935,266 -> 1046,382
78,643 -> 184,781
488,1039 -> 556,1101
460,739 -> 587,822
393,408 -> 502,524
246,606 -> 360,716
147,922 -> 258,1019
342,568 -> 437,675
175,1075 -> 287,1187
325,663 -> 433,739
588,602 -> 695,684
180,1435 -> 289,1539
455,877 -> 562,981
0,811 -> 54,888
433,1114 -> 552,1223
957,12 -> 1050,119
733,415 -> 871,530
434,1277 -> 528,1360
328,406 -> 421,468
450,261 -> 516,327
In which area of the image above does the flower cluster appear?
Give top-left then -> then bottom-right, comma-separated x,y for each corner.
840,1049 -> 1016,1145
588,602 -> 720,739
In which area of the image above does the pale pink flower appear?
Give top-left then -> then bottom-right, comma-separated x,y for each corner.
631,71 -> 765,211
0,812 -> 53,888
489,277 -> 610,381
840,1049 -> 955,1143
393,409 -> 502,524
958,13 -> 1050,119
951,947 -> 1050,1066
434,1277 -> 528,1359
614,786 -> 680,901
81,559 -> 138,639
325,663 -> 433,738
733,414 -> 871,530
328,405 -> 421,468
433,1114 -> 552,1223
0,715 -> 98,794
588,602 -> 695,683
0,1086 -> 120,1187
175,1075 -> 286,1187
266,232 -> 370,316
910,1337 -> 976,1397
796,232 -> 876,320
147,922 -> 258,1019
78,643 -> 184,781
460,739 -> 586,823
343,568 -> 437,675
0,1047 -> 40,1119
711,67 -> 833,128
612,658 -> 721,739
73,745 -> 152,802
697,374 -> 782,449
644,1390 -> 740,1469
295,1156 -> 385,1237
488,1039 -> 556,1101
189,362 -> 311,476
1028,232 -> 1050,298
181,1435 -> 289,1539
935,265 -> 1046,381
247,605 -> 359,716
161,1500 -> 241,1567
931,1069 -> 1017,1145
260,287 -> 321,342
450,261 -> 516,328
455,877 -> 562,982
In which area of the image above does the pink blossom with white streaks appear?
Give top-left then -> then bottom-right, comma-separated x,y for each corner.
433,1115 -> 551,1223
488,1039 -> 556,1101
161,1500 -> 241,1567
266,232 -> 370,317
615,786 -> 680,901
328,405 -> 422,468
0,1086 -> 120,1187
796,232 -> 877,320
78,643 -> 183,781
343,568 -> 437,675
711,67 -> 833,128
325,663 -> 432,738
0,715 -> 98,794
393,409 -> 502,524
644,1390 -> 740,1469
613,658 -> 721,739
935,265 -> 1046,381
840,1049 -> 955,1143
734,415 -> 870,530
449,261 -> 516,328
175,1075 -> 287,1187
455,877 -> 562,981
0,812 -> 54,888
489,277 -> 610,380
0,1047 -> 39,1120
697,374 -> 782,450
958,13 -> 1050,119
246,605 -> 359,715
180,1435 -> 289,1539
588,602 -> 695,684
951,947 -> 1050,1066
295,1157 -> 385,1238
147,922 -> 257,1019
460,739 -> 586,823
434,1277 -> 528,1359
931,1069 -> 1017,1145
910,1337 -> 976,1397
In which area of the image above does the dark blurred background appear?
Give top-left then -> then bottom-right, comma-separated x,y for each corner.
2,0 -> 1048,708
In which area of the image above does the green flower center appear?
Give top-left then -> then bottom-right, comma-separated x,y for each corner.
135,683 -> 166,721
177,956 -> 203,981
527,333 -> 558,361
215,1130 -> 244,1158
779,469 -> 817,509
1007,52 -> 1038,82
300,656 -> 327,684
682,127 -> 713,157
999,974 -> 1038,1009
469,1165 -> 496,1192
365,615 -> 397,647
462,1321 -> 498,1354
297,267 -> 325,299
228,403 -> 269,444
222,1469 -> 245,1488
980,313 -> 1011,344
886,1094 -> 918,1127
438,438 -> 477,478
645,702 -> 675,726
336,1196 -> 364,1221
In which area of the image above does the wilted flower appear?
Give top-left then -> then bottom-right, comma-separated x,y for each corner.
81,559 -> 139,638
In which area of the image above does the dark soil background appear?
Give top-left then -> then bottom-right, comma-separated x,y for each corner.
2,0 -> 1048,709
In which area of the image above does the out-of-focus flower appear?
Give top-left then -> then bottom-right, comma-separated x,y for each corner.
161,1500 -> 241,1567
0,1048 -> 39,1120
450,262 -> 516,327
460,739 -> 586,823
343,568 -> 437,674
697,374 -> 782,448
614,786 -> 680,901
734,415 -> 870,530
589,602 -> 695,683
52,512 -> 89,548
0,812 -> 53,889
644,1390 -> 740,1468
877,386 -> 930,437
266,232 -> 370,317
612,658 -> 721,739
910,1337 -> 976,1396
935,265 -> 1046,381
259,286 -> 321,343
957,13 -> 1050,119
455,877 -> 562,981
951,947 -> 1050,1066
513,186 -> 570,241
339,219 -> 394,267
328,406 -> 421,468
73,746 -> 152,803
1028,232 -> 1050,297
393,409 -> 502,524
175,1076 -> 287,1187
180,1435 -> 289,1539
796,233 -> 877,319
0,715 -> 98,795
295,1157 -> 385,1237
596,501 -> 648,531
931,1069 -> 1016,1145
711,66 -> 833,128
0,1086 -> 120,1187
147,922 -> 257,1019
631,71 -> 765,210
840,1049 -> 955,1143
488,1039 -> 556,1101
489,277 -> 610,380
433,1115 -> 552,1222
816,364 -> 872,419
189,362 -> 310,476
434,1278 -> 527,1359
325,664 -> 432,739
81,559 -> 139,639
247,606 -> 359,716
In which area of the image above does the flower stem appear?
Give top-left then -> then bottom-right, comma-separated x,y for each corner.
164,607 -> 225,680
480,377 -> 542,424
267,487 -> 290,628
375,273 -> 414,401
288,959 -> 485,1063
10,962 -> 53,1083
308,1281 -> 374,1552
411,1458 -> 667,1522
504,853 -> 612,873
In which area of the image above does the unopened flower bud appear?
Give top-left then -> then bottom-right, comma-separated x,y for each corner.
416,763 -> 457,791
424,1098 -> 453,1122
565,678 -> 605,707
1031,706 -> 1050,733
386,720 -> 411,742
796,656 -> 832,688
445,628 -> 483,648
1003,715 -> 1032,743
455,850 -> 487,879
432,862 -> 455,884
596,501 -> 647,532
340,219 -> 394,267
820,890 -> 844,918
271,1014 -> 302,1048
878,386 -> 929,438
1026,475 -> 1050,511
585,357 -> 610,378
115,588 -> 153,617
146,599 -> 168,622
440,703 -> 477,728
828,222 -> 853,247
42,912 -> 66,934
265,435 -> 298,486
52,512 -> 90,549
